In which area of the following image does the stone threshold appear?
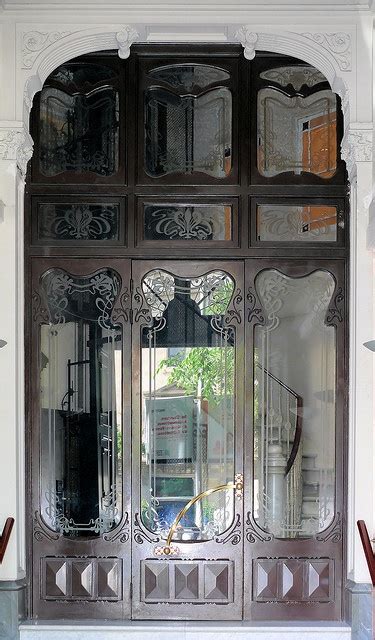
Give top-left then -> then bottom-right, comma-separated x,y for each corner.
19,620 -> 351,640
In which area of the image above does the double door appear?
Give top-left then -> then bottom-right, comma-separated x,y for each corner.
29,258 -> 345,621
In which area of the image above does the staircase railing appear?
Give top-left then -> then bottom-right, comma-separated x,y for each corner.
357,520 -> 375,586
255,363 -> 303,537
0,517 -> 14,563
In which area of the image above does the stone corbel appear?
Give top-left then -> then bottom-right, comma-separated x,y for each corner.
235,27 -> 258,60
116,26 -> 139,59
0,125 -> 34,178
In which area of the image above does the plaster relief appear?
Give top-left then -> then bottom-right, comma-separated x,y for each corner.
22,31 -> 72,69
301,32 -> 352,71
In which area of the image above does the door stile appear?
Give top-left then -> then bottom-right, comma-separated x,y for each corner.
130,260 -> 245,620
30,258 -> 133,620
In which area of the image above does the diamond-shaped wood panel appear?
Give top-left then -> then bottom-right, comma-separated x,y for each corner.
253,558 -> 334,603
44,559 -> 68,598
143,561 -> 170,601
97,559 -> 121,599
42,557 -> 122,601
279,559 -> 304,600
306,560 -> 333,601
253,559 -> 278,600
174,563 -> 199,599
71,560 -> 94,598
204,562 -> 231,601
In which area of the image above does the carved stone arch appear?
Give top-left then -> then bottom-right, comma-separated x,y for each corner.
22,25 -> 140,123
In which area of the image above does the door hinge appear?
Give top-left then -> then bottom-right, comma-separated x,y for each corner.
130,581 -> 133,600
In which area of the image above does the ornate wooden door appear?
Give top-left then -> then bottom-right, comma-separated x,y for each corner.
130,260 -> 245,620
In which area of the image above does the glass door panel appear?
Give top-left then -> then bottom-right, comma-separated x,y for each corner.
31,259 -> 132,620
131,260 -> 244,621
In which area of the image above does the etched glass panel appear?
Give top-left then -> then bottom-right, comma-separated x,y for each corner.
147,64 -> 230,90
253,270 -> 336,538
144,204 -> 232,241
145,88 -> 232,178
257,89 -> 337,178
39,268 -> 122,536
39,63 -> 119,177
260,66 -> 326,90
140,269 -> 236,541
37,203 -> 120,242
257,204 -> 338,242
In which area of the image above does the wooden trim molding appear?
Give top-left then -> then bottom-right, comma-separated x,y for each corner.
0,517 -> 15,563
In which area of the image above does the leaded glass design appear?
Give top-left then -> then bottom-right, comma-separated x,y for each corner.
253,270 -> 336,538
257,89 -> 337,178
39,268 -> 123,536
143,204 -> 232,241
145,87 -> 232,178
260,66 -> 326,90
37,203 -> 120,242
257,204 -> 338,242
147,64 -> 230,90
140,269 -> 236,541
39,63 -> 119,177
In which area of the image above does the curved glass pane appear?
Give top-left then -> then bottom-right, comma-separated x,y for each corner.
140,269 -> 236,541
257,89 -> 337,178
253,270 -> 336,538
39,63 -> 119,177
39,268 -> 122,537
148,64 -> 230,90
145,88 -> 232,178
260,66 -> 326,90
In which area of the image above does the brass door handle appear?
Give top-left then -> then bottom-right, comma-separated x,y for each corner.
156,474 -> 243,556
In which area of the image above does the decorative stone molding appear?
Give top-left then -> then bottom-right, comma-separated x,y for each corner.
300,32 -> 352,71
341,125 -> 372,180
235,27 -> 258,60
0,126 -> 33,177
22,31 -> 71,69
116,26 -> 139,59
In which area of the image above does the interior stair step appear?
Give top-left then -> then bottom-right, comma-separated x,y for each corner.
19,621 -> 352,640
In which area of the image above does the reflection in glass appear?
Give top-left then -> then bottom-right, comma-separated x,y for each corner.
39,268 -> 122,536
144,204 -> 232,241
260,66 -> 326,90
253,270 -> 336,538
140,270 -> 235,541
37,203 -> 120,242
257,204 -> 338,242
145,88 -> 232,178
257,89 -> 337,178
148,64 -> 230,90
39,63 -> 119,177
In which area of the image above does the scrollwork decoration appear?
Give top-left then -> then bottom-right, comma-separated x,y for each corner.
247,287 -> 265,325
245,512 -> 273,543
112,289 -> 130,324
315,512 -> 342,543
22,31 -> 72,69
33,511 -> 60,542
326,287 -> 344,324
133,513 -> 160,545
224,288 -> 242,325
133,286 -> 152,324
32,290 -> 50,323
215,514 -> 242,545
103,512 -> 130,543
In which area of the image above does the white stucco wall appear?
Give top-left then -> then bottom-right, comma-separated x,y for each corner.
0,0 -> 373,587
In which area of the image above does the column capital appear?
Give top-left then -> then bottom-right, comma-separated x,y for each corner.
0,123 -> 33,178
